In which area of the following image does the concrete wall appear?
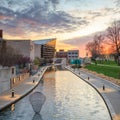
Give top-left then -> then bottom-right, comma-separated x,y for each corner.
30,41 -> 35,60
0,67 -> 16,94
0,66 -> 30,94
53,58 -> 67,66
34,44 -> 41,58
6,40 -> 35,60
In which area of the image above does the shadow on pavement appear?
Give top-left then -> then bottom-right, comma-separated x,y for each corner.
32,113 -> 43,120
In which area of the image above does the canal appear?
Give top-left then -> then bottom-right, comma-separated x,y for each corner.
0,70 -> 111,120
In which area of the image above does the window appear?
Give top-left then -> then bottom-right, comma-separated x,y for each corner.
12,68 -> 14,74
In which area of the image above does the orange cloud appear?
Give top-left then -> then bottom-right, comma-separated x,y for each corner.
56,41 -> 78,51
0,15 -> 13,19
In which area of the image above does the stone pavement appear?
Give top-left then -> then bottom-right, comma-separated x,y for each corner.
66,66 -> 120,120
0,66 -> 47,111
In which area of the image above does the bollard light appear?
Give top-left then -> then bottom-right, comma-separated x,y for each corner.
88,77 -> 89,80
11,89 -> 15,97
103,85 -> 105,90
33,79 -> 35,83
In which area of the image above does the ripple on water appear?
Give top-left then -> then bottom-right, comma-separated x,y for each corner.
0,70 -> 111,120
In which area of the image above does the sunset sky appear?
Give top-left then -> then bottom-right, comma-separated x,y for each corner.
0,0 -> 120,57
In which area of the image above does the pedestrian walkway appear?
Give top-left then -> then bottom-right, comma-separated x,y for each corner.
66,66 -> 120,120
0,66 -> 47,111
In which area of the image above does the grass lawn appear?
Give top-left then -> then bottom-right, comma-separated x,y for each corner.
92,60 -> 117,66
85,64 -> 120,79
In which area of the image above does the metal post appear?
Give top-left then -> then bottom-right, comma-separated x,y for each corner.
33,79 -> 35,83
11,89 -> 15,97
103,85 -> 105,90
88,77 -> 89,80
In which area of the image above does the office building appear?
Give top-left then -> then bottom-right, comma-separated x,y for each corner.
56,49 -> 67,58
67,50 -> 79,60
34,38 -> 56,60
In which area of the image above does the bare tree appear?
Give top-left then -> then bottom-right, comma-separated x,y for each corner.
86,41 -> 98,60
106,20 -> 120,65
0,45 -> 19,67
94,34 -> 104,57
86,34 -> 104,60
0,44 -> 30,67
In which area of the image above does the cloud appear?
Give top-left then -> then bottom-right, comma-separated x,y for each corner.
115,0 -> 120,6
56,41 -> 78,51
114,0 -> 120,13
0,0 -> 89,38
61,31 -> 107,57
0,0 -> 119,41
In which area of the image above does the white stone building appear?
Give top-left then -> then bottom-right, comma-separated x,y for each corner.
6,40 -> 35,60
6,38 -> 56,61
67,50 -> 79,60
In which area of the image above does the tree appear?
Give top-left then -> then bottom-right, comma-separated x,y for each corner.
34,57 -> 40,66
86,41 -> 98,59
94,34 -> 104,56
86,34 -> 104,60
17,56 -> 31,68
106,20 -> 120,65
0,45 -> 20,67
0,44 -> 31,67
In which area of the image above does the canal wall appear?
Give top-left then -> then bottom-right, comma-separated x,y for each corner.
0,66 -> 30,94
0,66 -> 16,94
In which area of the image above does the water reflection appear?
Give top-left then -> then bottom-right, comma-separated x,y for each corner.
11,104 -> 15,112
29,92 -> 46,114
32,114 -> 43,120
0,70 -> 111,120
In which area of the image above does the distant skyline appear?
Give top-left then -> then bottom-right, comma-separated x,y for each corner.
0,0 -> 120,57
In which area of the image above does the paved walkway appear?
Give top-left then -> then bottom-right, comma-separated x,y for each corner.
66,66 -> 120,120
0,66 -> 47,111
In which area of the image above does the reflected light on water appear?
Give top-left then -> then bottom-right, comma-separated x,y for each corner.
0,70 -> 111,120
11,104 -> 15,112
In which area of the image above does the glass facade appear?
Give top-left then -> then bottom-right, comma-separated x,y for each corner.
40,38 -> 56,59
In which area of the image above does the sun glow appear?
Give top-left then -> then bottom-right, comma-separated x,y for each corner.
56,41 -> 78,51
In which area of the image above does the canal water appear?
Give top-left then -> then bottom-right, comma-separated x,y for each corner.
0,70 -> 111,120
